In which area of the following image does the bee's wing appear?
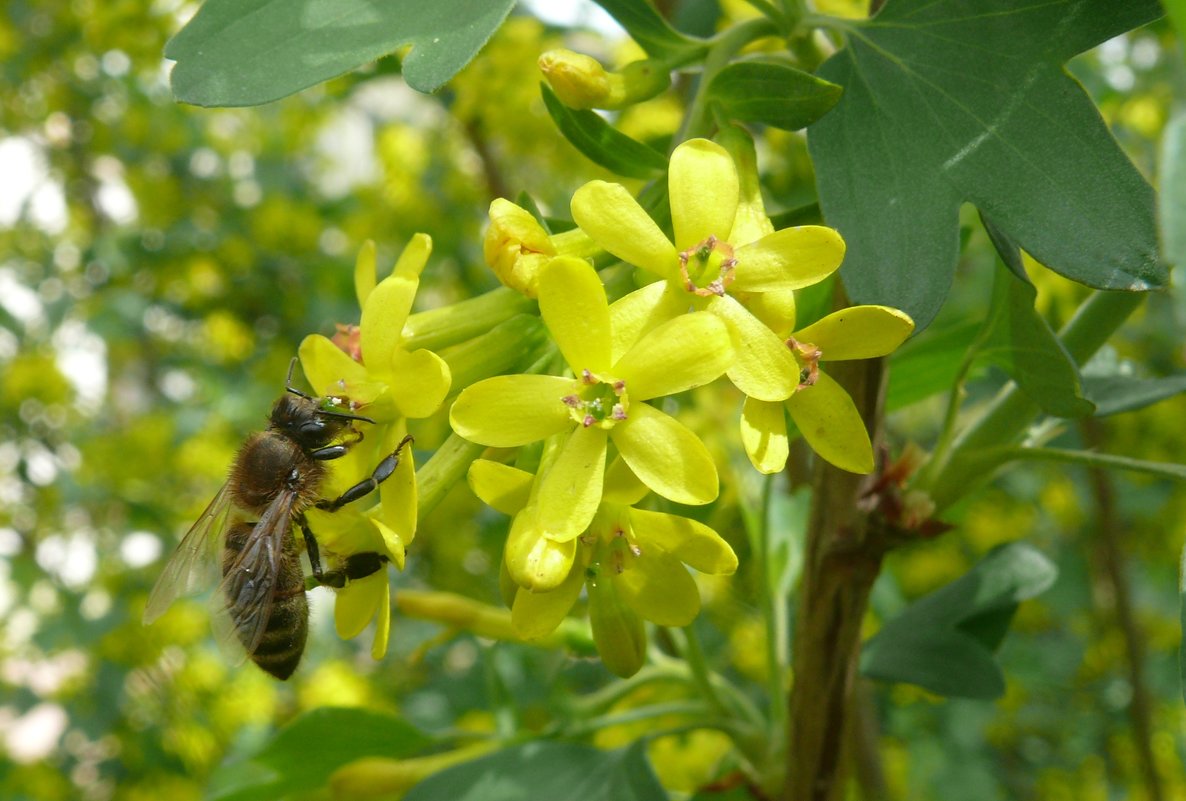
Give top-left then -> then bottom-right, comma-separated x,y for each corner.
143,483 -> 234,625
209,487 -> 300,659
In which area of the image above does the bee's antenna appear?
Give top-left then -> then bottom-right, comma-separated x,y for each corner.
285,357 -> 313,399
320,408 -> 375,425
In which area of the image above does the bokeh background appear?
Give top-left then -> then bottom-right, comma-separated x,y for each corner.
2,1 -> 1184,799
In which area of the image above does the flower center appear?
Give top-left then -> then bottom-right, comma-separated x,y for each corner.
562,369 -> 629,429
787,336 -> 822,391
678,236 -> 737,297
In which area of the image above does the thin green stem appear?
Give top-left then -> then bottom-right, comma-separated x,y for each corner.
680,17 -> 779,141
993,446 -> 1186,481
759,475 -> 788,736
675,626 -> 731,719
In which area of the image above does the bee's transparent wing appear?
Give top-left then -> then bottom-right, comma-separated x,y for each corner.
143,483 -> 234,625
209,488 -> 298,660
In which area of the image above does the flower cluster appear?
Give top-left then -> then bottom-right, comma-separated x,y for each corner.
299,236 -> 451,659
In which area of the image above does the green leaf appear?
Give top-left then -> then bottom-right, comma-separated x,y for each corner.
808,0 -> 1165,330
861,627 -> 1005,700
1082,374 -> 1186,417
209,707 -> 431,801
590,0 -> 704,60
980,218 -> 1094,418
706,61 -> 842,131
167,0 -> 515,106
1162,112 -> 1186,269
861,542 -> 1057,698
403,740 -> 668,801
541,84 -> 669,179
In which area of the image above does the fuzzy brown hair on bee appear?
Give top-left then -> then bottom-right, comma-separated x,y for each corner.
144,359 -> 412,680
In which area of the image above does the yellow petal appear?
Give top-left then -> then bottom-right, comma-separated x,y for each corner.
616,548 -> 700,626
791,305 -> 915,360
538,257 -> 612,373
335,572 -> 384,639
299,334 -> 370,398
388,347 -> 451,418
733,226 -> 846,292
572,181 -> 679,280
669,139 -> 738,250
608,280 -> 684,365
510,555 -> 586,639
450,375 -> 576,447
372,518 -> 406,570
611,402 -> 718,505
627,508 -> 737,575
612,311 -> 731,401
361,274 -> 418,374
740,397 -> 790,475
537,425 -> 607,542
505,507 -> 578,592
378,423 -> 416,547
468,460 -> 533,515
393,233 -> 432,280
708,295 -> 798,402
603,456 -> 648,505
355,239 -> 377,309
744,286 -> 797,339
370,579 -> 391,659
786,371 -> 874,474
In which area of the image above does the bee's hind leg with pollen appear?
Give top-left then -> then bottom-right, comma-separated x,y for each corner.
298,515 -> 388,589
314,434 -> 414,513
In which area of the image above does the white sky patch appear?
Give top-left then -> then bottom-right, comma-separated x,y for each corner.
0,267 -> 47,329
35,533 -> 98,589
521,0 -> 622,35
53,319 -> 108,413
315,107 -> 378,199
4,703 -> 68,763
0,136 -> 68,233
92,155 -> 138,225
121,531 -> 163,569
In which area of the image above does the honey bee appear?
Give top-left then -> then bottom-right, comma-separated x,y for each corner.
143,359 -> 412,679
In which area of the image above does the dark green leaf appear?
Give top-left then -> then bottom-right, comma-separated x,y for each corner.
706,61 -> 842,131
809,0 -> 1165,330
861,627 -> 1005,700
1162,112 -> 1186,269
404,740 -> 668,801
541,84 -> 669,179
167,0 -> 515,106
590,0 -> 704,60
982,260 -> 1094,419
209,707 -> 431,801
1082,374 -> 1186,417
861,543 -> 1057,698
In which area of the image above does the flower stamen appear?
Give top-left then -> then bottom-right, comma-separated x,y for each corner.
787,336 -> 822,391
678,236 -> 737,297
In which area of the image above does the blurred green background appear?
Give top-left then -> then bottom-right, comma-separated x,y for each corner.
1,1 -> 1184,799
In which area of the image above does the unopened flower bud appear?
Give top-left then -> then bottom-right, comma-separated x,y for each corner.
539,49 -> 670,110
587,564 -> 646,677
484,199 -> 556,297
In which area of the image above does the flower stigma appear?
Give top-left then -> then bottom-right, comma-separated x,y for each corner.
561,370 -> 629,428
788,336 -> 822,391
678,236 -> 737,298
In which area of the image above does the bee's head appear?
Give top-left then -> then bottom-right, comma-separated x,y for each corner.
269,393 -> 372,451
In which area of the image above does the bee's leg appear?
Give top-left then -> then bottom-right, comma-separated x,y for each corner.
316,434 -> 414,513
299,516 -> 388,588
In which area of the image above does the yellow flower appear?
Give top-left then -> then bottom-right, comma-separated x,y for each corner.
538,49 -> 670,110
298,236 -> 452,657
450,256 -> 733,549
483,199 -> 597,298
467,457 -> 737,677
571,138 -> 846,404
742,306 -> 915,474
